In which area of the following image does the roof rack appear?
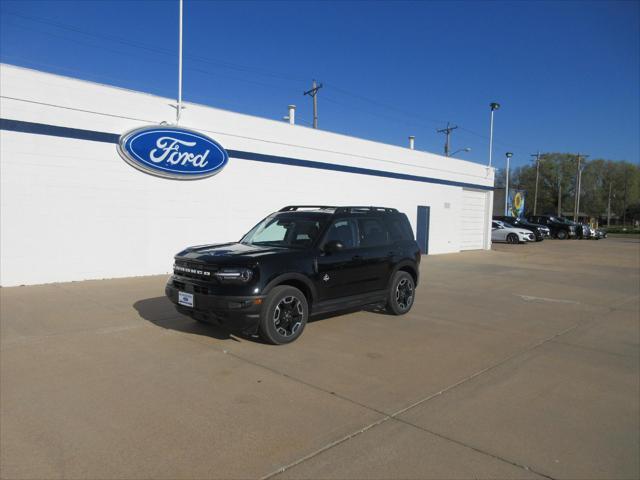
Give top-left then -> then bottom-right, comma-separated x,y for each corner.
335,206 -> 398,214
278,205 -> 337,212
279,205 -> 398,214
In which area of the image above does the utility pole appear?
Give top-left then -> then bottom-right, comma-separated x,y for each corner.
437,122 -> 458,156
304,80 -> 323,129
573,153 -> 589,221
558,176 -> 562,216
622,176 -> 628,225
607,181 -> 613,227
531,151 -> 541,215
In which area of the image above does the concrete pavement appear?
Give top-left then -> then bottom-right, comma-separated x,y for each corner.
1,236 -> 638,479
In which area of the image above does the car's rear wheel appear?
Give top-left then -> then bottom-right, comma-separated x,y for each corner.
556,229 -> 568,240
507,233 -> 519,244
259,286 -> 308,345
386,271 -> 415,315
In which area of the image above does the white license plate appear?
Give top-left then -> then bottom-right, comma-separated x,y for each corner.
178,291 -> 194,308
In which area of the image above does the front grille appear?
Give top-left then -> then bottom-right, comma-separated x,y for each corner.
174,261 -> 218,281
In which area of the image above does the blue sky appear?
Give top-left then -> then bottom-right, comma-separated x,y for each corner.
1,0 -> 638,168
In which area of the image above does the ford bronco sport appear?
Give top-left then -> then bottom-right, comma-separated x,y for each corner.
165,206 -> 421,344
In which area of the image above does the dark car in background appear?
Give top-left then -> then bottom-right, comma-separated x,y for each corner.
561,218 -> 591,239
528,215 -> 577,239
494,216 -> 550,242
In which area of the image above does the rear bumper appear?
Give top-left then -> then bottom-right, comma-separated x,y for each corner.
165,276 -> 264,334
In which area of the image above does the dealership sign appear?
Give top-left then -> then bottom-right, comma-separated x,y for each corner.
118,126 -> 228,180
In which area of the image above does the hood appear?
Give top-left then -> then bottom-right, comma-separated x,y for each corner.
176,242 -> 289,264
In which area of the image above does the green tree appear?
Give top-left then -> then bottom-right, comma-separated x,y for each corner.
505,154 -> 639,223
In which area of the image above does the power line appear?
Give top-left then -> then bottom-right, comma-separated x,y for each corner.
1,9 -> 542,156
0,10 -> 308,85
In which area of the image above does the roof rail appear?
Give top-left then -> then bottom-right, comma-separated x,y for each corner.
334,206 -> 398,214
279,205 -> 399,214
278,205 -> 337,212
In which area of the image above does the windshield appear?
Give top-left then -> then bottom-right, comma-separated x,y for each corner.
241,215 -> 328,249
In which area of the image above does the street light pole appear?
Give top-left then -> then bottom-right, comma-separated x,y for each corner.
504,152 -> 513,216
488,103 -> 500,167
531,151 -> 541,215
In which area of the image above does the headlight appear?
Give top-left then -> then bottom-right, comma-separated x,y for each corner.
214,267 -> 253,283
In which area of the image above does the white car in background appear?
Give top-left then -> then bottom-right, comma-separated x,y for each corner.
491,220 -> 536,244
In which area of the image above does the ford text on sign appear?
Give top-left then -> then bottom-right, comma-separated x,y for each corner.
118,126 -> 229,180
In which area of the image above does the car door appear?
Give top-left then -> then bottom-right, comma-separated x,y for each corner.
354,216 -> 394,293
491,221 -> 507,242
315,218 -> 366,301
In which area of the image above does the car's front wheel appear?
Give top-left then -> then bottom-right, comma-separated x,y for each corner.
386,271 -> 415,315
556,229 -> 568,240
507,233 -> 519,244
259,286 -> 308,345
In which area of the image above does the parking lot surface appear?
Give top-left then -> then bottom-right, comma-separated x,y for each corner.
1,236 -> 639,479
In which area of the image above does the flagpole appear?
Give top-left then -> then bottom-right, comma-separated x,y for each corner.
177,0 -> 183,124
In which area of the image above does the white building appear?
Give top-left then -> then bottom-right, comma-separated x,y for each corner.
0,64 -> 494,287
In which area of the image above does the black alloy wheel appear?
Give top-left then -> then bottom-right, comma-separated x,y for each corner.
386,271 -> 415,315
259,286 -> 308,345
507,233 -> 519,244
556,229 -> 568,240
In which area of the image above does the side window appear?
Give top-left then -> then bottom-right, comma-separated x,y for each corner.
323,219 -> 358,249
358,218 -> 390,247
384,215 -> 414,241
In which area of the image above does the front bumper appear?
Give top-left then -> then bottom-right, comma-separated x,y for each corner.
518,232 -> 536,242
165,276 -> 264,334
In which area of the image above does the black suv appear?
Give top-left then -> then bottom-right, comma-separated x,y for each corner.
493,216 -> 550,241
165,206 -> 421,344
527,215 -> 577,240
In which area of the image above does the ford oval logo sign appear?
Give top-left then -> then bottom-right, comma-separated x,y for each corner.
117,126 -> 228,180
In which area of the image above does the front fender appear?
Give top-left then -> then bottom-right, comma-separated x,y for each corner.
262,273 -> 318,305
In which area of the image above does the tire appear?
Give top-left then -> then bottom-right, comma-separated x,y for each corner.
386,271 -> 415,315
507,233 -> 519,244
556,229 -> 568,240
259,286 -> 308,345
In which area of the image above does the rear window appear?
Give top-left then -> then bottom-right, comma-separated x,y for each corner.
384,214 -> 414,241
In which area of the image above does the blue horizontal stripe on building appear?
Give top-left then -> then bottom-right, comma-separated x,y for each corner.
0,118 -> 493,191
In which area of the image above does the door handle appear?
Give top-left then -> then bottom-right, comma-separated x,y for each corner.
352,255 -> 362,261
387,251 -> 395,256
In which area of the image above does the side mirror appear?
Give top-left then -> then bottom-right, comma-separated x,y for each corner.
323,240 -> 344,253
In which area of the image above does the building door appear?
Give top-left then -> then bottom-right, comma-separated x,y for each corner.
416,206 -> 430,254
461,189 -> 488,250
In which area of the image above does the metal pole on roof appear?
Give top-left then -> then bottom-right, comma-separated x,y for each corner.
177,0 -> 183,124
